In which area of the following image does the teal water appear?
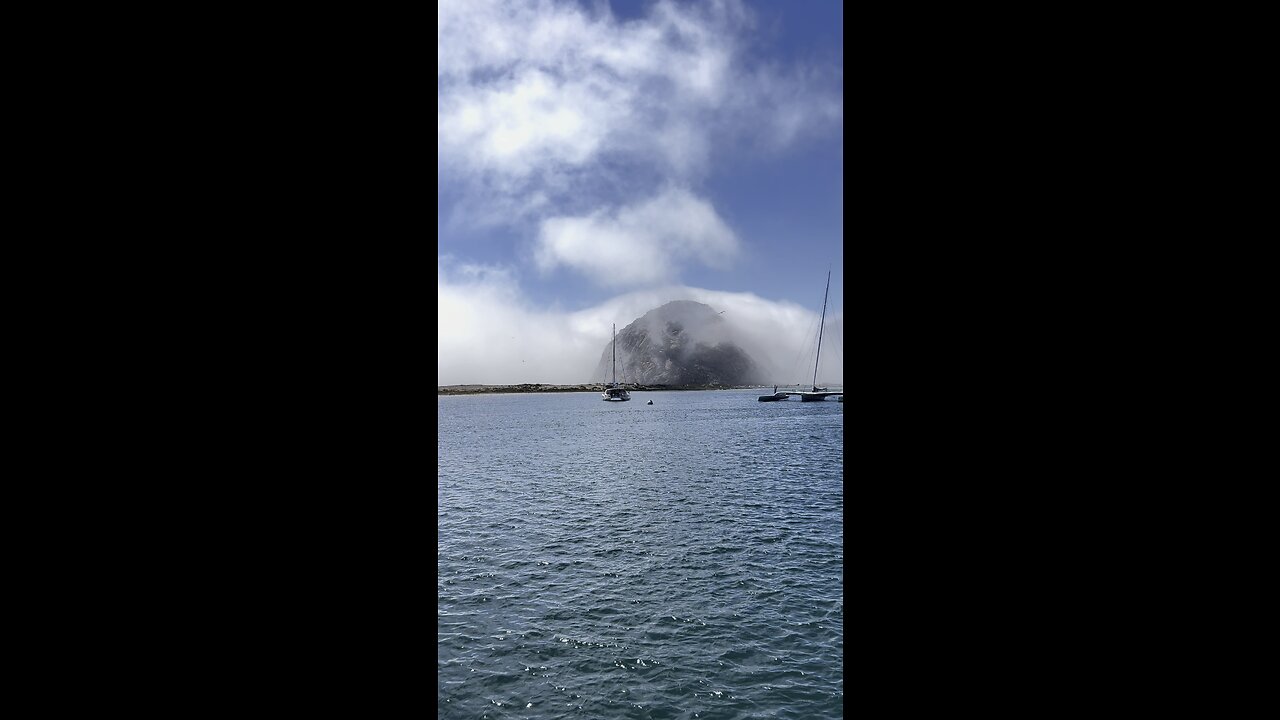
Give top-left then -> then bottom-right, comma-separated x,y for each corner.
438,389 -> 844,719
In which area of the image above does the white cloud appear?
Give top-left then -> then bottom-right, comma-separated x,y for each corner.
438,256 -> 843,387
534,187 -> 739,287
438,67 -> 620,182
438,0 -> 843,242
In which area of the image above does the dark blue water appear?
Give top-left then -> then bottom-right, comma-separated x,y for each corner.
439,390 -> 844,719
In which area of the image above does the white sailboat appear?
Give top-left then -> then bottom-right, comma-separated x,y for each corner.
602,324 -> 631,402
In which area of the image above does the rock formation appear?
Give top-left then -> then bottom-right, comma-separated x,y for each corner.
594,301 -> 766,385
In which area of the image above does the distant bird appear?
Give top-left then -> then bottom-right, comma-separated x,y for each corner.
718,310 -> 725,314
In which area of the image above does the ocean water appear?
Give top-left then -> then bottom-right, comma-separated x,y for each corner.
438,389 -> 844,719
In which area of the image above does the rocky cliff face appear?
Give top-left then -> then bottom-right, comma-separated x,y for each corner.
595,301 -> 765,385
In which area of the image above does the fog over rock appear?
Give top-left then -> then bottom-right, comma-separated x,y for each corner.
594,301 -> 767,385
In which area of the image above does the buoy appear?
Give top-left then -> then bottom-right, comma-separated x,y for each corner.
647,400 -> 654,405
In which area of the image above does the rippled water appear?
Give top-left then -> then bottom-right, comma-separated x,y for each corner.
439,390 -> 843,719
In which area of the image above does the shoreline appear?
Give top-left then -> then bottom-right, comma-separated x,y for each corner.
438,383 -> 780,395
437,383 -> 838,395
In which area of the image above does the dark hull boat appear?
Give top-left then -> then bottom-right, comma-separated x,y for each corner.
766,271 -> 842,404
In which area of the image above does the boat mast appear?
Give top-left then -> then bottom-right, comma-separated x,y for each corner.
612,324 -> 616,385
813,271 -> 830,391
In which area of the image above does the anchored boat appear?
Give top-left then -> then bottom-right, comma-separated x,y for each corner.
601,324 -> 631,402
797,271 -> 840,402
761,271 -> 842,403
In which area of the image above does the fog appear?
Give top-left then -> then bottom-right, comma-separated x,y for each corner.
438,261 -> 843,386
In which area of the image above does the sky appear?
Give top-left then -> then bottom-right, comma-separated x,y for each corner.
438,0 -> 843,386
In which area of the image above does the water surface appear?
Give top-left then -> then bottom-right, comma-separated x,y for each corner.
439,390 -> 843,719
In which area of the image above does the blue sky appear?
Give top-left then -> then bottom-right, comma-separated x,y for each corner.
439,0 -> 843,385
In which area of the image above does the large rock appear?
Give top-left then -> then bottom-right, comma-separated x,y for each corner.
595,301 -> 766,385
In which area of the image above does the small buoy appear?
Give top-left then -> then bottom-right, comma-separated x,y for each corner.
647,400 -> 653,405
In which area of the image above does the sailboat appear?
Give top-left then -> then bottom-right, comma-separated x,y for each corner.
760,271 -> 841,403
602,324 -> 631,402
797,271 -> 840,402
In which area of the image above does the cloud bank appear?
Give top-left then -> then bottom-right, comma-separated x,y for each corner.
439,256 -> 843,387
